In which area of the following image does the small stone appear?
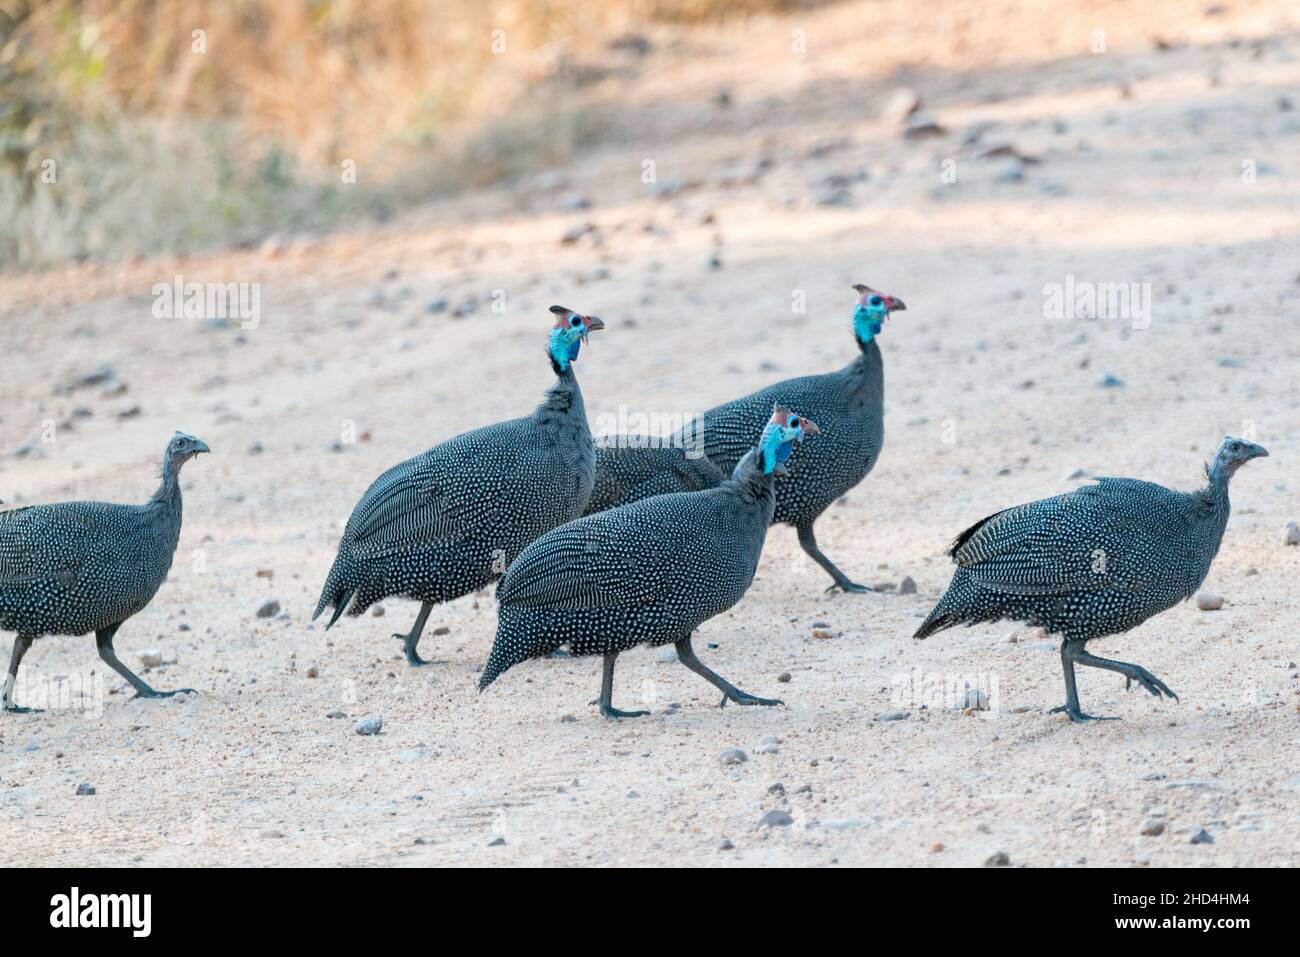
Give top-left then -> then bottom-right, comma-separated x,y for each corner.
1097,373 -> 1124,388
875,709 -> 908,721
719,748 -> 748,766
754,741 -> 779,755
1195,592 -> 1224,611
776,672 -> 792,683
1141,819 -> 1166,836
354,716 -> 383,736
881,86 -> 920,124
898,576 -> 917,595
1190,828 -> 1214,845
305,665 -> 318,679
758,809 -> 794,828
138,649 -> 163,669
717,837 -> 735,851
768,783 -> 786,796
257,828 -> 285,839
1283,522 -> 1300,546
75,782 -> 95,796
984,851 -> 1011,867
931,842 -> 945,853
256,598 -> 281,618
371,605 -> 386,617
657,647 -> 678,663
325,710 -> 346,719
811,628 -> 833,640
488,837 -> 507,847
903,113 -> 947,139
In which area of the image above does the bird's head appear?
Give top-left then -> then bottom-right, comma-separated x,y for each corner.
164,432 -> 210,470
759,404 -> 821,476
851,283 -> 906,345
548,305 -> 605,372
1209,435 -> 1268,482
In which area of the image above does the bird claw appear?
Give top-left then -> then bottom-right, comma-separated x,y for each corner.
720,692 -> 783,708
1049,704 -> 1120,723
132,687 -> 196,700
825,581 -> 871,595
598,705 -> 649,720
1124,667 -> 1178,702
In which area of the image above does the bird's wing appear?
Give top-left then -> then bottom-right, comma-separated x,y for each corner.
0,503 -> 104,587
344,423 -> 531,558
499,499 -> 705,611
697,375 -> 824,472
953,483 -> 1189,596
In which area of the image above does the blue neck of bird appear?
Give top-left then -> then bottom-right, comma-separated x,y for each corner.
548,332 -> 580,372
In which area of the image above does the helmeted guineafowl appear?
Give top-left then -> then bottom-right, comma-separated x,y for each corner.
583,444 -> 724,514
680,284 -> 905,593
914,436 -> 1268,722
480,405 -> 820,719
313,306 -> 605,666
0,432 -> 209,712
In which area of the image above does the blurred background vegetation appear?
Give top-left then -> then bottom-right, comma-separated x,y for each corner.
0,0 -> 826,268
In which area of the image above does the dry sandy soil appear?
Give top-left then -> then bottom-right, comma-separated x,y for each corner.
1,0 -> 1298,867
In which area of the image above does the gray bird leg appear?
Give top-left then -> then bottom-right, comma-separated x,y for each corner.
391,602 -> 433,667
597,652 -> 648,720
1073,648 -> 1178,703
96,625 -> 195,700
797,522 -> 870,594
1049,640 -> 1120,722
2,634 -> 40,714
674,635 -> 782,709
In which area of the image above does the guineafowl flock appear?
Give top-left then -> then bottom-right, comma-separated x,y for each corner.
0,287 -> 1272,726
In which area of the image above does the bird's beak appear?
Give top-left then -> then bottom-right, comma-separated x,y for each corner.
583,316 -> 605,342
800,418 -> 822,437
884,296 -> 906,313
1245,442 -> 1269,459
193,440 -> 211,455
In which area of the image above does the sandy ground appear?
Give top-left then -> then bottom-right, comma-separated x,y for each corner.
1,0 -> 1298,867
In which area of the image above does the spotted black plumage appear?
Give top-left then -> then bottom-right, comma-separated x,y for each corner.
681,284 -> 905,593
0,432 -> 209,712
313,307 -> 605,666
914,437 -> 1269,722
583,445 -> 724,514
480,406 -> 820,719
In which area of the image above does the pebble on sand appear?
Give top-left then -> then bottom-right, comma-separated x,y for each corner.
1190,828 -> 1214,845
1140,819 -> 1166,836
898,576 -> 918,595
256,598 -> 281,618
354,716 -> 384,736
75,782 -> 96,796
777,672 -> 792,683
984,851 -> 1011,866
719,748 -> 748,766
137,649 -> 163,669
1195,592 -> 1224,611
758,809 -> 794,828
1284,521 -> 1300,546
875,709 -> 909,721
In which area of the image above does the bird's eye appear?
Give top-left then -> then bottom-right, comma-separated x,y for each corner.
788,417 -> 798,427
570,316 -> 582,326
869,296 -> 882,307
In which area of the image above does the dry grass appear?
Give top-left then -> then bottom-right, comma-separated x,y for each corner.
0,0 -> 822,268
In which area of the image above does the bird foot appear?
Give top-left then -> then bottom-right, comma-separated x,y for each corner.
719,691 -> 784,709
1049,704 -> 1119,723
598,704 -> 649,721
824,581 -> 872,595
131,687 -> 196,700
392,633 -> 429,667
1123,668 -> 1179,702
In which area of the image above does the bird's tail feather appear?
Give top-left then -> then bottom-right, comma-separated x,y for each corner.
314,552 -> 360,629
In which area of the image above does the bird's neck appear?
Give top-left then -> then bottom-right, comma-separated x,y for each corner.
535,364 -> 589,430
725,450 -> 777,504
149,461 -> 184,515
1194,465 -> 1233,522
843,336 -> 884,397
